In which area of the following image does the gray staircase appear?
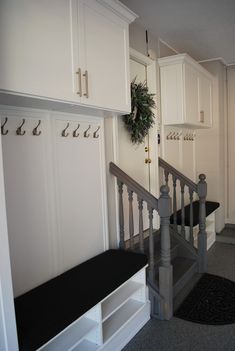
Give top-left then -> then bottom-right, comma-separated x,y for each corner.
109,159 -> 208,320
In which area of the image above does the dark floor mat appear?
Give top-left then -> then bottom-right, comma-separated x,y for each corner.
175,273 -> 235,325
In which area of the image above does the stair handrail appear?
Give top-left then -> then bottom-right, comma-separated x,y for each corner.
159,157 -> 197,192
110,162 -> 158,210
110,161 -> 173,320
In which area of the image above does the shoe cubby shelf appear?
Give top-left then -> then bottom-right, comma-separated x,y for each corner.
38,266 -> 150,351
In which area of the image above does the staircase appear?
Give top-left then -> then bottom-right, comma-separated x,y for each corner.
109,158 -> 208,320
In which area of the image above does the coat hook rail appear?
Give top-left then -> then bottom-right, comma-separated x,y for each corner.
84,125 -> 91,138
1,117 -> 8,135
73,123 -> 80,138
16,118 -> 26,136
32,120 -> 42,136
61,122 -> 70,137
93,126 -> 100,138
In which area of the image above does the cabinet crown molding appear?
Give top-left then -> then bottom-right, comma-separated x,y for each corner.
158,53 -> 213,80
97,0 -> 138,23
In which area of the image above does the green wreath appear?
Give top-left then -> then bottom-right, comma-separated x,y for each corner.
123,80 -> 156,144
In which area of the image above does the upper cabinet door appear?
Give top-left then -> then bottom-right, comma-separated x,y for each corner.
0,0 -> 75,102
75,0 -> 131,113
184,63 -> 199,126
198,74 -> 213,128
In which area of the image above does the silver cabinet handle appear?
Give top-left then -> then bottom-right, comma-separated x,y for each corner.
83,70 -> 89,98
76,68 -> 82,96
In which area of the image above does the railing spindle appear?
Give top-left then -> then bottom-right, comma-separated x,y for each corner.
128,188 -> 134,249
147,205 -> 155,282
164,170 -> 169,186
189,189 -> 194,245
197,174 -> 207,273
117,180 -> 125,249
180,181 -> 185,239
138,197 -> 144,253
173,175 -> 177,232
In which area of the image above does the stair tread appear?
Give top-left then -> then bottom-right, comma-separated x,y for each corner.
172,256 -> 197,286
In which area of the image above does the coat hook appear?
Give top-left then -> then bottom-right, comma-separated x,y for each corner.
32,120 -> 42,136
166,132 -> 172,140
170,132 -> 176,140
93,126 -> 100,138
61,122 -> 70,137
1,117 -> 8,135
73,123 -> 80,138
84,125 -> 91,138
16,118 -> 26,136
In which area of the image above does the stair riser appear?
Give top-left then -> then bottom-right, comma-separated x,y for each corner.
173,262 -> 198,298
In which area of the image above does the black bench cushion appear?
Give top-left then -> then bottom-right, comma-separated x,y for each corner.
170,200 -> 220,227
14,249 -> 148,351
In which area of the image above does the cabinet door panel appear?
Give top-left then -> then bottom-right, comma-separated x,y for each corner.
184,63 -> 199,126
0,0 -> 74,101
78,0 -> 130,112
199,74 -> 212,127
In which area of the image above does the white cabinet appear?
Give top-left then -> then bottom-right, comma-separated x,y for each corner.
72,0 -> 132,112
159,54 -> 213,128
0,0 -> 136,113
0,0 -> 74,102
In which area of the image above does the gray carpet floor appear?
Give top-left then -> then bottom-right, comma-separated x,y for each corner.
123,241 -> 235,351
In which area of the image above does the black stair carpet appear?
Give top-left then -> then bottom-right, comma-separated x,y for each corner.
175,273 -> 235,325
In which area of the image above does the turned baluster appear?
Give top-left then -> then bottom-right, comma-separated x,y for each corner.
117,180 -> 125,249
180,181 -> 186,239
128,188 -> 134,249
138,197 -> 144,253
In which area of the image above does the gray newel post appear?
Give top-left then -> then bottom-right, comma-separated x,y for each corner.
197,174 -> 207,273
158,185 -> 173,320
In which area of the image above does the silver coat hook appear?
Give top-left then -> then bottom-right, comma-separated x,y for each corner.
1,117 -> 8,135
73,123 -> 80,138
84,125 -> 91,138
16,118 -> 26,136
93,126 -> 100,138
61,122 -> 70,137
32,120 -> 42,136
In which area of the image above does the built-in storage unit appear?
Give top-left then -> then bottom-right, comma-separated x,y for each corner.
36,267 -> 149,351
185,212 -> 216,250
14,249 -> 150,351
159,53 -> 213,128
0,0 -> 137,113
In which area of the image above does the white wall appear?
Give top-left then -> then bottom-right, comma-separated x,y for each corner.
227,66 -> 235,223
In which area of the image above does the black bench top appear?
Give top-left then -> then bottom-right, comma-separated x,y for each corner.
14,249 -> 148,351
170,200 -> 220,227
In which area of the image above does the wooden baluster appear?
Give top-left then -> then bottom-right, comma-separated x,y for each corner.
189,189 -> 194,245
173,175 -> 177,232
117,180 -> 125,249
197,174 -> 207,273
164,170 -> 169,186
158,185 -> 173,320
180,181 -> 186,238
128,188 -> 134,250
138,197 -> 144,253
147,205 -> 155,282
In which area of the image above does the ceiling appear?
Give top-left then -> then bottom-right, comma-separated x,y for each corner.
121,0 -> 235,65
